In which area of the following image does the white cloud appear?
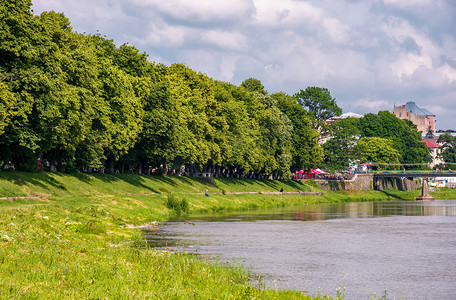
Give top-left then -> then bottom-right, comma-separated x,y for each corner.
202,31 -> 248,51
391,53 -> 432,78
383,17 -> 439,57
127,0 -> 254,23
322,17 -> 350,44
383,0 -> 441,8
354,99 -> 390,112
252,0 -> 323,27
439,64 -> 456,82
144,23 -> 190,47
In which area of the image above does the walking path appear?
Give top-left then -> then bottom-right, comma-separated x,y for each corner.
0,196 -> 48,201
196,191 -> 322,196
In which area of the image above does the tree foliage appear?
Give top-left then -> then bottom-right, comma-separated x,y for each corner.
273,92 -> 323,171
322,117 -> 360,171
241,78 -> 266,95
437,133 -> 456,164
358,111 -> 429,166
356,137 -> 401,164
0,2 -> 324,177
320,111 -> 430,171
294,86 -> 342,129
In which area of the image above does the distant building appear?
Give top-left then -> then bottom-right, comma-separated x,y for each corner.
422,138 -> 443,168
392,101 -> 435,133
326,112 -> 363,124
321,112 -> 363,144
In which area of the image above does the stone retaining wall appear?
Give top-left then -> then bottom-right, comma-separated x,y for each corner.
316,174 -> 373,191
373,177 -> 420,191
315,174 -> 419,191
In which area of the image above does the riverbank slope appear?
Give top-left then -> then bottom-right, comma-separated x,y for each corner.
1,172 -> 455,299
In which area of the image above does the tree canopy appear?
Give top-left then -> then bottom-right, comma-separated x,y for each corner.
358,111 -> 429,166
294,86 -> 342,129
320,111 -> 430,170
356,137 -> 401,165
0,2 -> 324,177
437,133 -> 456,164
273,92 -> 323,171
322,117 -> 360,171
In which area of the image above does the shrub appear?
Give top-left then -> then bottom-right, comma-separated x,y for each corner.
166,196 -> 189,214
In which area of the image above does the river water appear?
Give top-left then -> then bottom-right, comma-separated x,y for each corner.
146,200 -> 456,299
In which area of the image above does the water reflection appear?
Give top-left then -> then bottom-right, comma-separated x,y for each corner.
146,200 -> 456,299
164,200 -> 456,223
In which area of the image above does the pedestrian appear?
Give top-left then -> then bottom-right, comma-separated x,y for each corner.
205,189 -> 209,197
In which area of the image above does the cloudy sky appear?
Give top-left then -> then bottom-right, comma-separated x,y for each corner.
32,0 -> 456,130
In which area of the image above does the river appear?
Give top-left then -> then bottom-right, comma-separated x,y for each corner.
146,200 -> 456,299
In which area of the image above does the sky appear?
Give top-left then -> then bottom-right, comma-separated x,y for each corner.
32,0 -> 456,130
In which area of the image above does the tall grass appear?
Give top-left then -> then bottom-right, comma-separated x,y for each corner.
0,198 -> 325,299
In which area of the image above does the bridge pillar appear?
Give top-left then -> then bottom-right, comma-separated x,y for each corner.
416,178 -> 434,201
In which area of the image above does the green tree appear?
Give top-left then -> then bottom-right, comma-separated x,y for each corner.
215,81 -> 263,175
356,137 -> 401,164
241,78 -> 267,95
358,111 -> 429,166
0,81 -> 17,136
273,92 -> 323,171
254,93 -> 293,178
437,133 -> 456,164
0,4 -> 144,171
294,86 -> 342,130
322,117 -> 361,171
161,64 -> 229,170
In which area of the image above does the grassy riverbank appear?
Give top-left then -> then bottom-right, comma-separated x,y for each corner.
1,172 -> 454,299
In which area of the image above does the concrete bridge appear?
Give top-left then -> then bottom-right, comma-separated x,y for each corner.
373,170 -> 456,200
373,170 -> 456,178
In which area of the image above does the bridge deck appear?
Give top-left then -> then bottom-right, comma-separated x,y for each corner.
373,171 -> 456,178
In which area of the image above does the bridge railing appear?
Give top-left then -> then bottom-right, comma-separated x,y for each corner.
373,170 -> 456,174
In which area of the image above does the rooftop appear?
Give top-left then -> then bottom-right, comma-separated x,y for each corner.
423,140 -> 440,148
402,101 -> 435,116
326,111 -> 363,123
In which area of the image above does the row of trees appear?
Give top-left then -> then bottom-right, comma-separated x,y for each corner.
1,1 -> 434,177
0,1 -> 325,178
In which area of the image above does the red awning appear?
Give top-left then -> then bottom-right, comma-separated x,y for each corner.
311,168 -> 322,174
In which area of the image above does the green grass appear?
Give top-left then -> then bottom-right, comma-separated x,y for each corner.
1,171 -> 455,299
1,206 -> 313,299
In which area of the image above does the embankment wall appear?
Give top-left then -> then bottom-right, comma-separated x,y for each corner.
316,174 -> 419,191
373,177 -> 420,191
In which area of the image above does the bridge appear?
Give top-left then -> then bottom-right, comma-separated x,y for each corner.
372,168 -> 456,201
373,170 -> 456,178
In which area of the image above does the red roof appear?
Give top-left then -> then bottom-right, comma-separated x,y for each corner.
423,140 -> 440,148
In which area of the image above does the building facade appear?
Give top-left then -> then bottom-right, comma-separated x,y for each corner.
392,101 -> 435,133
422,138 -> 443,168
